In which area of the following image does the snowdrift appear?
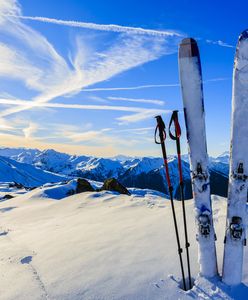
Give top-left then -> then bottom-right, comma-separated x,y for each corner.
0,184 -> 247,299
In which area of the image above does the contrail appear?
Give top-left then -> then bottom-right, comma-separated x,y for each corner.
8,15 -> 182,37
107,96 -> 165,105
82,78 -> 229,92
83,83 -> 180,92
0,98 -> 169,114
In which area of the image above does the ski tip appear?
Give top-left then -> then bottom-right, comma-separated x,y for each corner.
179,38 -> 199,58
239,29 -> 248,42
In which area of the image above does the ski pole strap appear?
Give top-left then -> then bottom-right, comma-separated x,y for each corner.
155,115 -> 166,144
169,110 -> 181,140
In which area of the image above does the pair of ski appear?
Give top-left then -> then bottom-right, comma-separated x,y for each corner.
155,112 -> 192,291
158,31 -> 248,286
179,33 -> 248,286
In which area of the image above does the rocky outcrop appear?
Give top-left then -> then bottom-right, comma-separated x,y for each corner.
76,178 -> 95,193
101,178 -> 130,195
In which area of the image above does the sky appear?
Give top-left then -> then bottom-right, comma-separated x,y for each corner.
0,0 -> 247,157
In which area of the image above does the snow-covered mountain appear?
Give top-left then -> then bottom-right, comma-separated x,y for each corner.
0,156 -> 67,187
213,151 -> 230,164
0,147 -> 230,198
0,147 -> 41,163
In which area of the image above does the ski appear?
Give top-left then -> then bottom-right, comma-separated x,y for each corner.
178,38 -> 218,277
222,30 -> 248,285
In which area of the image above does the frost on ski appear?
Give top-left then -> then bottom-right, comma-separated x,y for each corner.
179,39 -> 217,278
223,30 -> 248,285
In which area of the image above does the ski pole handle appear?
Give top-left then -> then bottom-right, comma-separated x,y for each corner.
155,115 -> 166,144
169,110 -> 181,140
169,110 -> 183,182
155,115 -> 172,190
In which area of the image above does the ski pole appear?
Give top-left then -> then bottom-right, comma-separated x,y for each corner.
169,110 -> 192,289
155,115 -> 187,291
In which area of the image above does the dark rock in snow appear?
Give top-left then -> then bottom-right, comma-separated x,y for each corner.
9,182 -> 24,189
76,178 -> 95,193
101,178 -> 131,195
3,194 -> 14,199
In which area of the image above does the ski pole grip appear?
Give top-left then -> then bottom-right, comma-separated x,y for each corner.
155,115 -> 166,144
169,110 -> 181,140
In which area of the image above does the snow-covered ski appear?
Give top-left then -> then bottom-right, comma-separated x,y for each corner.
178,38 -> 218,278
222,30 -> 248,286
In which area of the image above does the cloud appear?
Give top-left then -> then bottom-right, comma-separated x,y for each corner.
23,122 -> 38,138
107,96 -> 165,106
82,77 -> 229,92
206,39 -> 234,48
117,109 -> 171,124
0,98 -> 164,113
63,129 -> 112,143
0,1 -> 177,118
204,77 -> 231,83
0,0 -> 20,23
83,83 -> 180,92
0,43 -> 43,90
9,15 -> 183,38
117,127 -> 154,135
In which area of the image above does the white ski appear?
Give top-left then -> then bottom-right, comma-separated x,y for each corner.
178,38 -> 218,278
222,30 -> 248,286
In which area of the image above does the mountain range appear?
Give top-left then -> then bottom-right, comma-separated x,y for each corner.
0,147 -> 229,199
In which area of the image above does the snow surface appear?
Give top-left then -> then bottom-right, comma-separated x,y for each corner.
0,184 -> 247,299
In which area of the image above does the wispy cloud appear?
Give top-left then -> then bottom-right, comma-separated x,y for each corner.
204,77 -> 231,82
0,98 -> 168,115
82,77 -> 229,92
9,15 -> 183,38
117,109 -> 171,124
205,39 -> 234,48
62,128 -> 113,143
23,122 -> 38,138
2,12 -> 234,51
83,83 -> 180,92
0,1 -> 178,118
117,127 -> 154,134
107,96 -> 165,106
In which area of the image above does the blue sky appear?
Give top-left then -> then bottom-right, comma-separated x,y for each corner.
0,0 -> 247,157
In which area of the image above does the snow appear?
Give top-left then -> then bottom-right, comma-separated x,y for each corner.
0,183 -> 247,299
123,157 -> 164,174
0,146 -> 230,177
0,156 -> 67,187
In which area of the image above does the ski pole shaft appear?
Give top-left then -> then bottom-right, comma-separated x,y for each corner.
155,115 -> 187,291
169,110 -> 192,289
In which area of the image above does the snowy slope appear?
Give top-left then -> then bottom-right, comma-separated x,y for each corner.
0,186 -> 247,299
0,156 -> 67,187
